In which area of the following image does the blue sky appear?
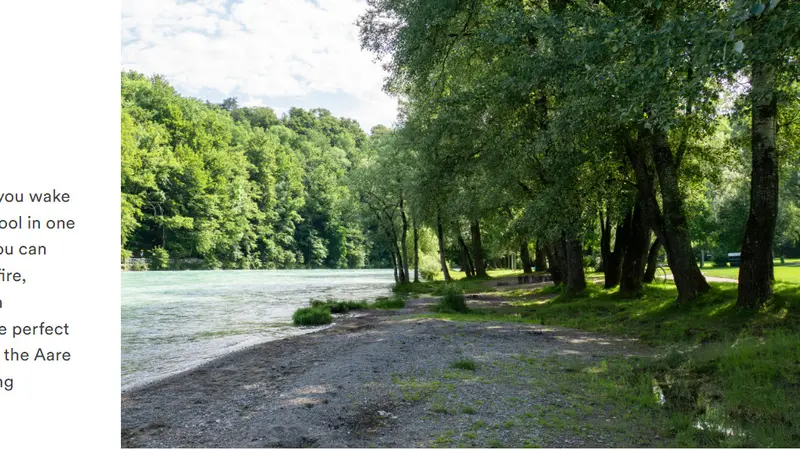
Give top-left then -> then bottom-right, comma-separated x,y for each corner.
122,0 -> 398,132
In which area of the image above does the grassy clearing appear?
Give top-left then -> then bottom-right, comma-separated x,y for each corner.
412,280 -> 800,447
699,265 -> 800,283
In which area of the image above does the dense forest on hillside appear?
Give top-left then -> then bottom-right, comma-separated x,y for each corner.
121,71 -> 393,269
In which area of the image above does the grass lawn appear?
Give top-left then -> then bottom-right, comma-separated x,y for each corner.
700,264 -> 800,283
438,268 -> 525,280
411,281 -> 800,447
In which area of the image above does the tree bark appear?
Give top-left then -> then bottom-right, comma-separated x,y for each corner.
436,213 -> 451,282
625,126 -> 709,303
470,220 -> 487,277
619,197 -> 650,297
457,235 -> 475,278
565,236 -> 586,296
738,57 -> 778,308
549,238 -> 568,286
649,127 -> 710,303
604,214 -> 629,289
643,236 -> 663,283
520,242 -> 533,274
399,197 -> 410,283
413,222 -> 419,282
393,240 -> 407,283
390,250 -> 399,283
534,242 -> 547,271
598,210 -> 610,273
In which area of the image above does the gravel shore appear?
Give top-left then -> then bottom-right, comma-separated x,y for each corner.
122,295 -> 669,448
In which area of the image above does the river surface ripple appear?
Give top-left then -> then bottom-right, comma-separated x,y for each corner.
121,269 -> 394,391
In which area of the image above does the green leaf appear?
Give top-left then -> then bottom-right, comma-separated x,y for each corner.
750,3 -> 765,16
768,0 -> 779,10
734,40 -> 744,54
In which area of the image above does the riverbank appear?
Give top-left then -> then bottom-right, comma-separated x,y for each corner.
122,275 -> 800,448
121,290 -> 669,448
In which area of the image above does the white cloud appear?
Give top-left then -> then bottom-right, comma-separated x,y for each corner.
121,0 -> 398,131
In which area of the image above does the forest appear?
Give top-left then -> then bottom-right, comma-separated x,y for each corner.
121,1 -> 800,309
354,0 -> 800,309
121,71 -> 392,269
119,2 -> 800,445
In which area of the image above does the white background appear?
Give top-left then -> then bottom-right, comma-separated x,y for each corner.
0,0 -> 120,448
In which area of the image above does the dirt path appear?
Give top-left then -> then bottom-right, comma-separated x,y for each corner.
122,296 -> 668,448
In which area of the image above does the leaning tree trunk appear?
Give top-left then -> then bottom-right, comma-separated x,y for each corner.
520,242 -> 533,274
393,240 -> 407,283
470,220 -> 488,277
738,58 -> 778,309
390,250 -> 399,283
619,198 -> 650,297
605,214 -> 630,289
643,236 -> 664,283
413,223 -> 419,282
534,242 -> 547,272
399,197 -> 411,283
457,235 -> 475,278
436,213 -> 451,282
565,236 -> 586,296
649,127 -> 710,303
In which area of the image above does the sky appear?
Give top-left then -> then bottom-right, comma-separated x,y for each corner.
121,0 -> 398,133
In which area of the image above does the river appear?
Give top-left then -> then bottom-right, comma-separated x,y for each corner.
121,269 -> 394,391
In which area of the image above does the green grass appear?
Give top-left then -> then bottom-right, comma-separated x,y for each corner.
699,265 -> 800,283
292,306 -> 333,326
409,280 -> 800,447
373,295 -> 406,309
431,283 -> 469,313
309,299 -> 368,314
450,358 -> 477,371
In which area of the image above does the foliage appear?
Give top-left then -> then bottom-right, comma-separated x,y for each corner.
121,72 -> 384,269
148,247 -> 170,271
292,306 -> 333,326
432,283 -> 468,313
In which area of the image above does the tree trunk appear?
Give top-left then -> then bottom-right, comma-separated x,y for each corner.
470,220 -> 487,277
643,236 -> 663,283
534,242 -> 547,272
605,213 -> 630,289
520,242 -> 533,274
598,210 -> 610,273
399,197 -> 410,283
565,236 -> 586,296
549,238 -> 568,286
457,235 -> 475,278
649,127 -> 710,303
436,213 -> 451,282
738,57 -> 778,308
390,250 -> 399,283
619,197 -> 650,297
413,223 -> 419,282
393,240 -> 407,283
